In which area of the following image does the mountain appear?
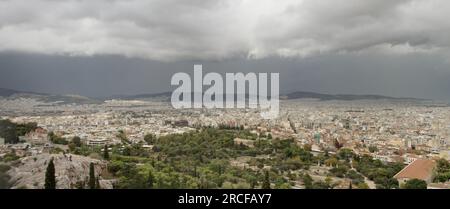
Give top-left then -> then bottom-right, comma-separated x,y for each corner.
111,90 -> 425,102
0,88 -> 100,104
283,91 -> 425,101
0,88 -> 46,97
108,92 -> 172,100
0,87 -> 426,103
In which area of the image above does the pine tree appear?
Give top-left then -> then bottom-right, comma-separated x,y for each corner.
44,158 -> 56,189
147,170 -> 154,189
262,170 -> 271,189
89,162 -> 96,189
103,144 -> 109,160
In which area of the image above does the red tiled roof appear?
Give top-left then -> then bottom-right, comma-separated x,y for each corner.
394,159 -> 436,181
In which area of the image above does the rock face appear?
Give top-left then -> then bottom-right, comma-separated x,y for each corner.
7,153 -> 114,189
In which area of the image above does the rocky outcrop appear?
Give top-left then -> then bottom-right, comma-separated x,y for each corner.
7,153 -> 114,189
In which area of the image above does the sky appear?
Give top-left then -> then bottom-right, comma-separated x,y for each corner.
1,0 -> 450,99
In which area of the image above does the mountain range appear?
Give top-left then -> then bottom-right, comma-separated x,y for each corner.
0,87 -> 427,104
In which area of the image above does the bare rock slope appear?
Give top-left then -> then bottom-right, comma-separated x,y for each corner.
8,153 -> 113,189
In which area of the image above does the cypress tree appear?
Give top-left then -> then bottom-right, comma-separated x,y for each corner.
103,144 -> 109,160
89,162 -> 96,189
44,158 -> 56,189
262,170 -> 271,189
95,176 -> 101,189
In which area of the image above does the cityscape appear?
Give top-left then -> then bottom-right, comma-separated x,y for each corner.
2,0 -> 450,193
1,90 -> 449,189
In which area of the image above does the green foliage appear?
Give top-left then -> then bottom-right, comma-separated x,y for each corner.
0,164 -> 11,189
337,148 -> 354,161
109,129 -> 269,189
402,178 -> 427,189
0,120 -> 38,144
71,136 -> 82,147
329,165 -> 349,178
346,170 -> 365,185
48,132 -> 68,145
144,134 -> 157,144
302,174 -> 313,189
114,163 -> 154,189
1,152 -> 20,162
262,170 -> 271,189
69,136 -> 82,152
0,119 -> 18,144
368,145 -> 378,153
147,170 -> 155,188
15,122 -> 38,137
105,128 -> 406,190
434,158 -> 450,183
353,154 -> 403,189
117,130 -> 131,144
103,144 -> 110,160
357,182 -> 370,189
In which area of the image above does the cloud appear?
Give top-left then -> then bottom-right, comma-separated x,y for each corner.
0,0 -> 449,61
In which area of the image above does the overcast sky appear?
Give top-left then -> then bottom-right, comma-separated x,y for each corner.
1,0 -> 450,99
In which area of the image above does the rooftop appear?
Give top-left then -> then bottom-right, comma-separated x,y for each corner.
394,159 -> 436,181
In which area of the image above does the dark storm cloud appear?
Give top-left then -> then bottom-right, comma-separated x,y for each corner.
2,0 -> 450,100
1,0 -> 450,60
2,52 -> 450,100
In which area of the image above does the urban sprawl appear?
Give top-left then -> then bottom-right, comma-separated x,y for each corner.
1,96 -> 450,189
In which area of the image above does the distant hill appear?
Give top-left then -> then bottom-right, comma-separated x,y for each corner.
0,87 -> 100,104
0,88 -> 46,97
283,91 -> 425,101
1,87 -> 426,103
111,90 -> 425,102
109,92 -> 172,100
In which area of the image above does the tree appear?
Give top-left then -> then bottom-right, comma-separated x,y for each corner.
325,158 -> 338,167
45,158 -> 56,189
0,164 -> 11,189
95,176 -> 101,189
89,162 -> 96,189
368,145 -> 378,153
337,148 -> 354,161
357,182 -> 370,189
434,158 -> 450,183
48,132 -> 68,145
302,174 -> 313,189
262,170 -> 271,189
249,176 -> 258,189
303,144 -> 312,151
402,179 -> 427,189
147,170 -> 154,189
0,119 -> 18,144
71,136 -> 82,147
103,144 -> 109,160
144,134 -> 156,144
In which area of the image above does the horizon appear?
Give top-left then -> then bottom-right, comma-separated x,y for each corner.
0,85 -> 433,101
